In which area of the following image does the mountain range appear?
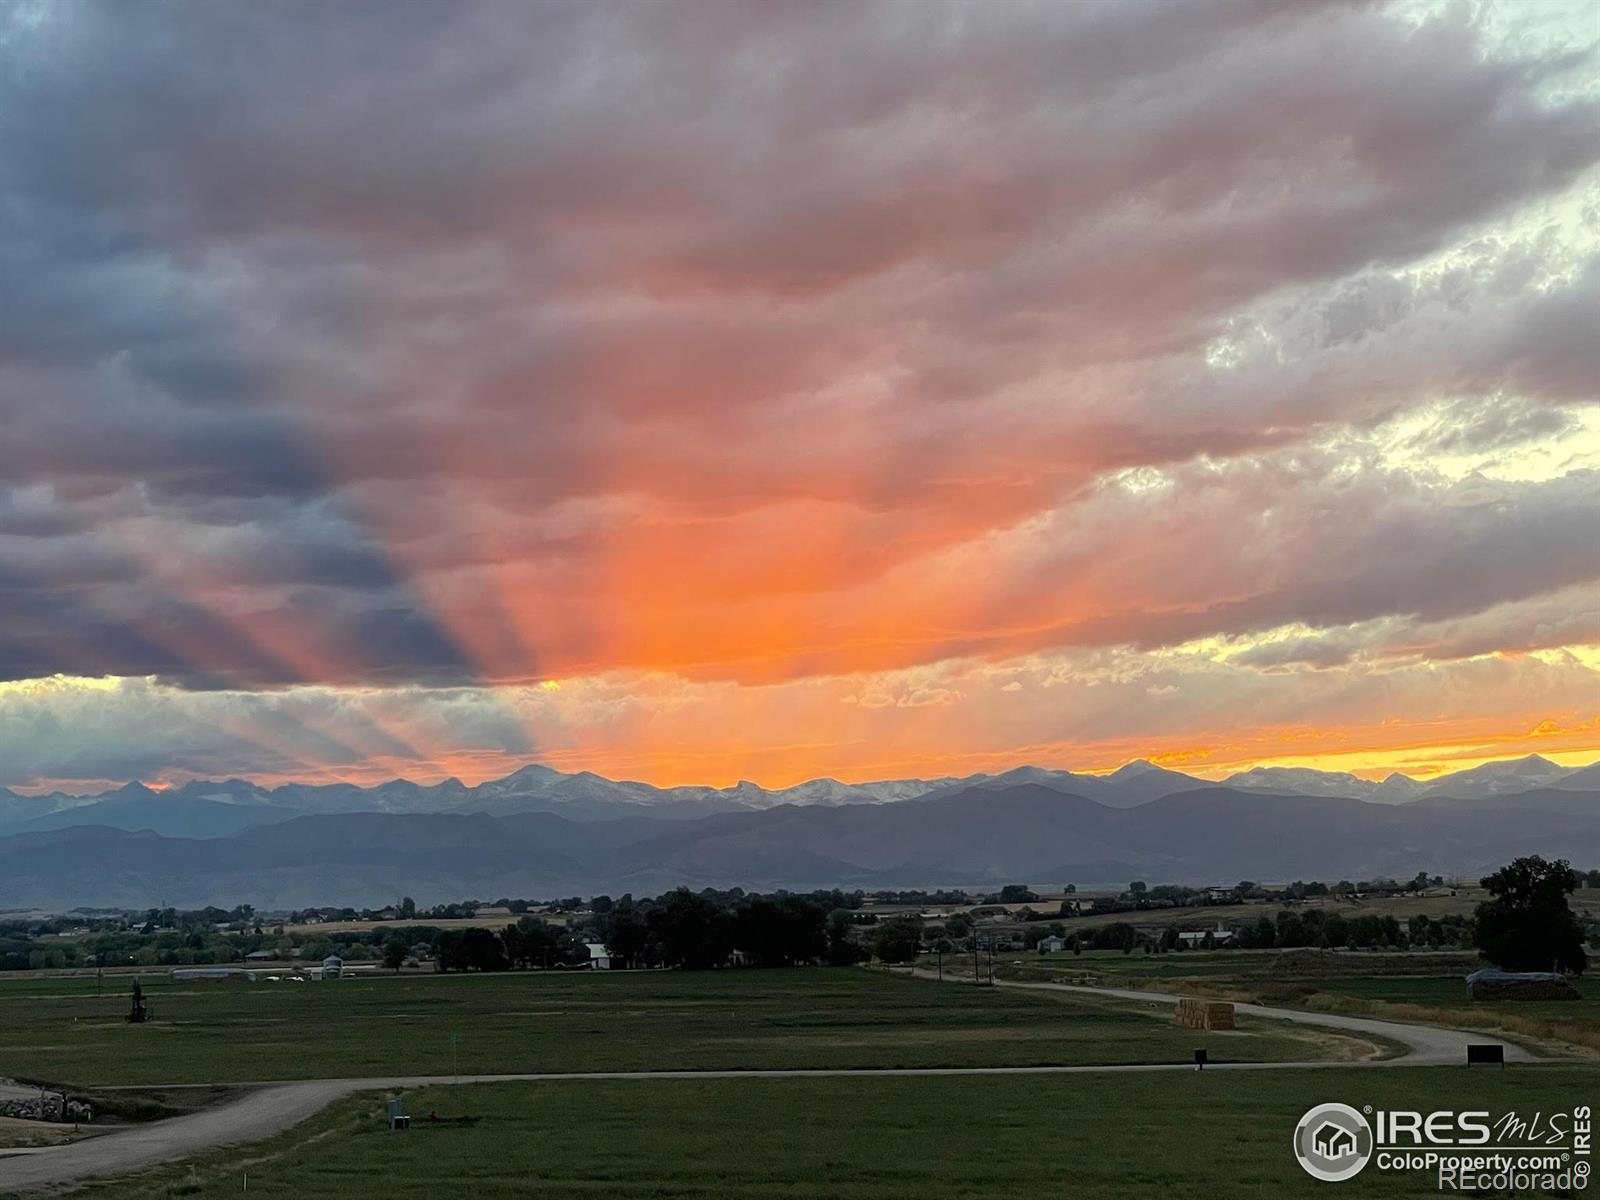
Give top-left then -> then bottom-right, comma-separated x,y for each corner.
7,753 -> 1592,839
0,755 -> 1595,908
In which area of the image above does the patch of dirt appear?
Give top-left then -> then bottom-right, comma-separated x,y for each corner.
0,1115 -> 89,1150
10,1083 -> 252,1126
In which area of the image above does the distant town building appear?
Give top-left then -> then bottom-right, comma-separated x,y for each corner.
1177,923 -> 1236,948
977,934 -> 1019,951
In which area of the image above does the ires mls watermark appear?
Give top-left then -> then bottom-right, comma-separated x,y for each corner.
1294,1102 -> 1592,1191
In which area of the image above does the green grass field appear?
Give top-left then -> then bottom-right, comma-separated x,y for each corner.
968,947 -> 1281,981
85,1065 -> 1600,1199
1305,974 -> 1600,1018
979,947 -> 1485,984
0,968 -> 1347,1089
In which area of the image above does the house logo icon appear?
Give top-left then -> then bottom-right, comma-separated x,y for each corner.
1314,1122 -> 1356,1158
1294,1103 -> 1373,1181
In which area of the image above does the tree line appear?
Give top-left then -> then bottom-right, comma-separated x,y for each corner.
1,857 -> 1588,975
430,889 -> 868,972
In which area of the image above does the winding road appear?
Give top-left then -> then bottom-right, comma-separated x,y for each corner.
0,979 -> 1548,1195
906,969 -> 1539,1065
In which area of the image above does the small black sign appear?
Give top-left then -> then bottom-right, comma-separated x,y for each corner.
1466,1043 -> 1505,1066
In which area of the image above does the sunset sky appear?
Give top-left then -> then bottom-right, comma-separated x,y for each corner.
2,0 -> 1599,793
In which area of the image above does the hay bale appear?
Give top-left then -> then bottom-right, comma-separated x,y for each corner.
1203,1000 -> 1235,1030
1175,997 -> 1235,1029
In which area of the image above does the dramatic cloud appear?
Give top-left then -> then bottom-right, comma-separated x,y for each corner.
1,0 -> 1597,788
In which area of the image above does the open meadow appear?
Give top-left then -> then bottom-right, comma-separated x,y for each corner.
80,1065 -> 1600,1200
0,967 -> 1352,1091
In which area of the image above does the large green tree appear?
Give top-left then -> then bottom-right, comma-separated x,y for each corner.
825,909 -> 862,966
648,888 -> 734,969
600,900 -> 652,969
869,915 -> 925,964
1473,856 -> 1587,975
503,916 -> 560,969
732,896 -> 827,967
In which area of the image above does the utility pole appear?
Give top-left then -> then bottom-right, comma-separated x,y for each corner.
972,936 -> 979,985
936,949 -> 942,982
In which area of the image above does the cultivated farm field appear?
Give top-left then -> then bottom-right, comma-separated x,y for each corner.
0,967 -> 1346,1090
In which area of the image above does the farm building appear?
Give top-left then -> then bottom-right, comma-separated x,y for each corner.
585,943 -> 612,969
1038,935 -> 1069,953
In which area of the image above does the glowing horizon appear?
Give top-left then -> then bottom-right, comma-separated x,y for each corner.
4,672 -> 1597,797
15,744 -> 1600,799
